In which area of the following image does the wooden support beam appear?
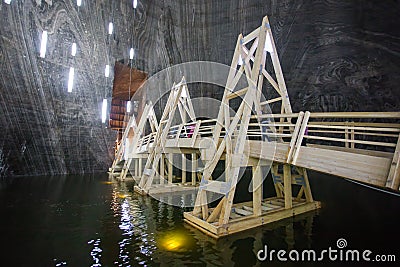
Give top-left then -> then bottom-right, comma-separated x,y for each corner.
291,111 -> 310,164
243,27 -> 260,44
201,190 -> 209,220
168,153 -> 173,184
260,97 -> 282,106
262,69 -> 281,95
298,167 -> 314,202
206,197 -> 224,223
192,153 -> 197,186
271,164 -> 283,197
296,187 -> 304,200
182,154 -> 186,184
283,164 -> 293,209
120,158 -> 132,180
252,166 -> 262,216
160,154 -> 165,184
286,112 -> 304,163
226,87 -> 249,100
266,16 -> 292,114
138,158 -> 143,176
135,159 -> 139,177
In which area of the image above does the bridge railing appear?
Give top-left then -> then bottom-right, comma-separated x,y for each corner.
304,112 -> 400,153
135,132 -> 157,152
248,113 -> 302,142
165,119 -> 219,139
133,119 -> 220,152
131,112 -> 400,160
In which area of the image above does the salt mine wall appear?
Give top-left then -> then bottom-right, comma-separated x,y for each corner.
0,0 -> 399,177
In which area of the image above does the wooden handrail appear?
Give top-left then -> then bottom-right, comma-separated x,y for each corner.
309,112 -> 400,119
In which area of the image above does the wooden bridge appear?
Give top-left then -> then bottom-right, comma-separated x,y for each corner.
109,16 -> 400,238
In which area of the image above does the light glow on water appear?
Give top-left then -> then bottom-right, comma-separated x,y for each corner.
117,193 -> 129,199
158,229 -> 195,252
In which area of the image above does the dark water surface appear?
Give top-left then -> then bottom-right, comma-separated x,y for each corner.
0,172 -> 399,266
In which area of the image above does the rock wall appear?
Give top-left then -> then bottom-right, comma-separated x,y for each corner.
1,0 -> 399,176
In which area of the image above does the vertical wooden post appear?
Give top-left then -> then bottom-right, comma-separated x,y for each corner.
283,164 -> 293,209
138,158 -> 143,176
135,159 -> 139,177
350,121 -> 355,149
192,153 -> 197,186
182,154 -> 186,184
252,166 -> 262,216
345,121 -> 349,148
386,134 -> 400,189
160,154 -> 165,184
168,153 -> 173,184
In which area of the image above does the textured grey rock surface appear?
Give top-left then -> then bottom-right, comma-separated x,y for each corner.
1,0 -> 399,177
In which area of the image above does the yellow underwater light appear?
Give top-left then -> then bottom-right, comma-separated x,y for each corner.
158,229 -> 195,252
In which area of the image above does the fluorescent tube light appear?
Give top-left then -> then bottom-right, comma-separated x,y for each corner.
71,43 -> 77,56
68,67 -> 75,93
102,99 -> 107,123
40,31 -> 48,58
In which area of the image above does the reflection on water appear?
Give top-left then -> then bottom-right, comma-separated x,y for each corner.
0,173 -> 399,266
88,238 -> 102,267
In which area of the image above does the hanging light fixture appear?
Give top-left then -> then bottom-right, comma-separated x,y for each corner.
105,65 -> 110,77
67,67 -> 75,93
71,43 -> 77,56
76,0 -> 81,7
264,32 -> 274,53
108,22 -> 113,35
129,48 -> 135,60
4,0 -> 11,4
39,31 -> 48,58
133,0 -> 138,9
102,99 -> 108,123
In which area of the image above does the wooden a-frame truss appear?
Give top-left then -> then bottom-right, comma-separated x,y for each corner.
135,77 -> 196,193
190,15 -> 314,227
110,112 -> 138,174
119,103 -> 159,180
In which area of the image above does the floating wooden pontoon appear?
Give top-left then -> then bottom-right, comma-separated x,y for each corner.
111,15 -> 400,238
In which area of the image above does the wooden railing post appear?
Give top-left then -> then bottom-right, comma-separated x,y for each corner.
345,121 -> 349,148
386,134 -> 400,190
